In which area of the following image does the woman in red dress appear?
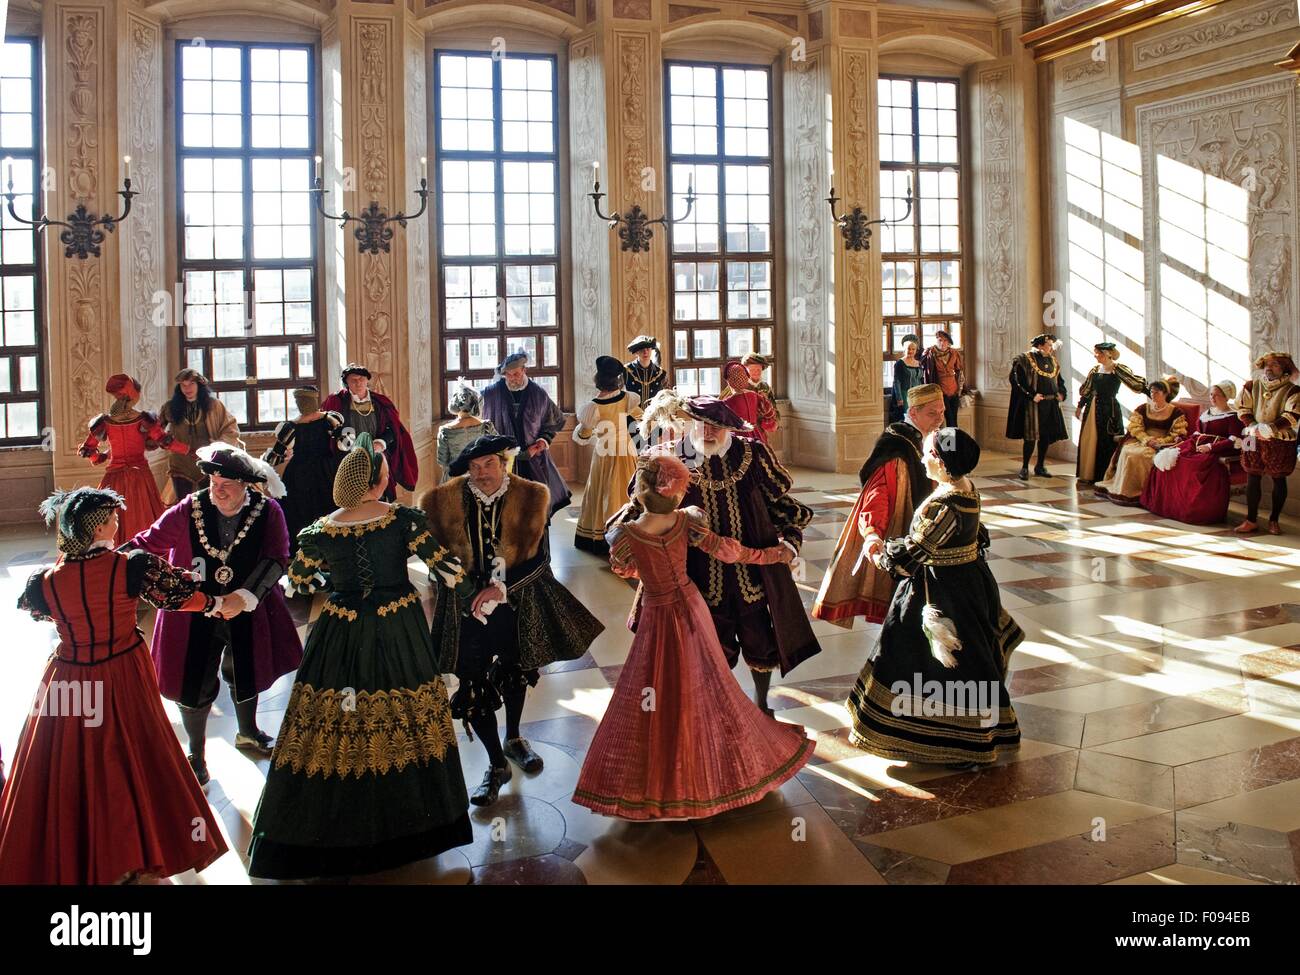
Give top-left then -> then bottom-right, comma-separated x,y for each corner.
1142,380 -> 1244,525
572,451 -> 813,821
720,361 -> 777,445
0,488 -> 228,884
78,374 -> 189,544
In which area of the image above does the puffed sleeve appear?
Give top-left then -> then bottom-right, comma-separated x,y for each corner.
1237,381 -> 1257,425
436,427 -> 453,476
402,505 -> 475,597
286,523 -> 329,595
78,414 -> 110,465
1077,367 -> 1096,409
262,420 -> 296,467
1126,406 -> 1149,441
1116,363 -> 1149,395
880,497 -> 961,578
605,522 -> 639,579
125,550 -> 215,613
750,441 -> 812,548
538,393 -> 564,442
1277,388 -> 1300,440
573,401 -> 600,443
18,569 -> 52,621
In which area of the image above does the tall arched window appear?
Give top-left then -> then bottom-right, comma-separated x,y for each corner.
666,60 -> 775,396
175,40 -> 320,431
432,51 -> 563,411
0,38 -> 44,446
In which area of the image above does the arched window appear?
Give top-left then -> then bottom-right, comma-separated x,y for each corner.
0,38 -> 44,446
175,40 -> 321,431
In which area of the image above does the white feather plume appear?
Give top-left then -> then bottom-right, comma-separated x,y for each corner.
1154,446 -> 1180,472
921,604 -> 962,669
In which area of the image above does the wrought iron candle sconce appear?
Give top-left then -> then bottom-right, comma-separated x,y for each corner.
827,176 -> 913,252
589,161 -> 696,253
2,155 -> 137,260
312,155 -> 429,256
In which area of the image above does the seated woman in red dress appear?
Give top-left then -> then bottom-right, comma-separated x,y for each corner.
572,451 -> 813,821
78,374 -> 190,544
1142,380 -> 1244,525
720,361 -> 777,445
0,488 -> 228,884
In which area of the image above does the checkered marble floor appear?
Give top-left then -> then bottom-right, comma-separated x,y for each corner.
3,450 -> 1298,885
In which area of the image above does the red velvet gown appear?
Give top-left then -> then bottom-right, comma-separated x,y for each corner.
0,547 -> 227,884
572,510 -> 813,820
79,413 -> 188,544
1141,410 -> 1245,525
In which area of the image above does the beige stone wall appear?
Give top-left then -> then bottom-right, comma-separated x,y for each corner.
1042,0 -> 1300,476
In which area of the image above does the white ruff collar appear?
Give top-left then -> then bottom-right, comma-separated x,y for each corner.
469,477 -> 510,505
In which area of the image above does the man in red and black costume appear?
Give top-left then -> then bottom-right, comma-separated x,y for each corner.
321,364 -> 418,501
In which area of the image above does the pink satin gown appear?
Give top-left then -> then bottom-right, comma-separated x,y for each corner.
572,510 -> 813,820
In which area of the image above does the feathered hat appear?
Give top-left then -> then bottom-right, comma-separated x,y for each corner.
196,444 -> 286,499
39,487 -> 126,555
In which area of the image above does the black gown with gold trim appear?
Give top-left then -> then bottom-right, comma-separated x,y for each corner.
247,504 -> 472,879
846,487 -> 1024,765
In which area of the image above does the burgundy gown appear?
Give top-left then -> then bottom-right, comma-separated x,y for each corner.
1141,410 -> 1244,525
572,510 -> 814,820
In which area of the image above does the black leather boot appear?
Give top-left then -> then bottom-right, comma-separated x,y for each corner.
503,737 -> 544,774
470,765 -> 512,806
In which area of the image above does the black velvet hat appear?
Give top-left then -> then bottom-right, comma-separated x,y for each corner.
627,335 -> 658,354
498,350 -> 529,373
1030,334 -> 1056,349
341,363 -> 371,382
449,434 -> 519,478
595,355 -> 624,389
678,395 -> 751,432
933,427 -> 981,479
196,445 -> 286,498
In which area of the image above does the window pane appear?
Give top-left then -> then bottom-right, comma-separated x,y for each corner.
435,52 -> 562,412
179,43 -> 318,432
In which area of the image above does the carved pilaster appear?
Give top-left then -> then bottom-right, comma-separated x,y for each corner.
44,1 -> 123,488
404,22 -> 433,442
570,31 -> 612,406
606,28 -> 664,354
119,11 -> 166,416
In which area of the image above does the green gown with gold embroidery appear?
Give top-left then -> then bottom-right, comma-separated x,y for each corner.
247,504 -> 472,879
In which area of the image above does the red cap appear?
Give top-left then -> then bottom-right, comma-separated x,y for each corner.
105,374 -> 141,402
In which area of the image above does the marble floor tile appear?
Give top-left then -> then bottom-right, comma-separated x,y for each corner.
1091,713 -> 1300,767
862,790 -> 1167,865
696,801 -> 886,885
1107,862 -> 1264,885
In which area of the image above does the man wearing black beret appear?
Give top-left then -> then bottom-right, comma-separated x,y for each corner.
420,435 -> 603,806
321,364 -> 418,500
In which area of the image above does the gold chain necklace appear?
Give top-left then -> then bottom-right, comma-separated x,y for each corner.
352,398 -> 375,416
1028,353 -> 1060,380
192,492 -> 265,586
693,439 -> 752,491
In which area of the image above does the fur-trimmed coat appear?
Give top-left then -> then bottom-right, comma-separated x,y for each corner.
418,474 -> 602,673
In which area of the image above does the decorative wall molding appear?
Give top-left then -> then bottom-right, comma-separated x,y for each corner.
1136,75 -> 1299,371
610,29 -> 657,354
975,66 -> 1016,394
1130,0 -> 1295,70
404,23 -> 433,436
784,52 -> 829,407
839,46 -> 876,411
121,12 -> 166,414
353,17 -> 398,398
569,33 -> 612,406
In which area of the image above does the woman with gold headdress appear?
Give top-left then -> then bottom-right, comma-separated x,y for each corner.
1096,376 -> 1187,504
247,433 -> 473,880
572,450 -> 813,820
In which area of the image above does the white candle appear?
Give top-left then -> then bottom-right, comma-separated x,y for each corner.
4,159 -> 12,190
420,156 -> 427,182
314,155 -> 322,181
123,155 -> 131,180
687,172 -> 694,196
592,160 -> 599,185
